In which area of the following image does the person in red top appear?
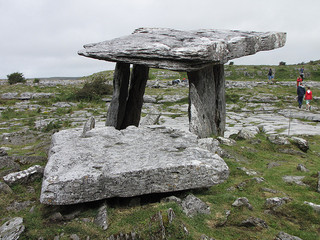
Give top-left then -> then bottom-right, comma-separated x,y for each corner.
296,76 -> 303,87
305,86 -> 312,110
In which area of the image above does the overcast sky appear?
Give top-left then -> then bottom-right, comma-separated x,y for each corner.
1,0 -> 319,79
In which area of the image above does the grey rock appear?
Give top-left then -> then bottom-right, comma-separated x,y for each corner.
282,176 -> 307,186
217,136 -> 236,146
291,136 -> 309,152
267,162 -> 281,169
0,181 -> 13,194
198,138 -> 222,155
52,102 -> 76,108
81,117 -> 95,138
304,201 -> 320,212
94,204 -> 109,230
107,232 -> 139,240
181,194 -> 211,217
297,164 -> 309,172
240,217 -> 268,228
48,212 -> 64,222
236,128 -> 257,140
70,234 -> 80,240
0,217 -> 25,240
268,135 -> 290,145
1,92 -> 18,100
0,148 -> 8,156
265,197 -> 290,210
161,196 -> 182,205
275,231 -> 303,240
79,28 -> 286,72
167,208 -> 175,224
232,197 -> 253,210
143,95 -> 157,103
40,126 -> 229,205
252,177 -> 265,183
3,165 -> 44,186
200,234 -> 216,240
237,167 -> 259,176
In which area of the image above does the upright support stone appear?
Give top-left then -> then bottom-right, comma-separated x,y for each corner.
121,64 -> 149,129
187,64 -> 225,138
106,62 -> 130,129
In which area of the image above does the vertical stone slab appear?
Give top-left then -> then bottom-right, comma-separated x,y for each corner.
106,62 -> 130,129
121,64 -> 149,129
187,64 -> 225,138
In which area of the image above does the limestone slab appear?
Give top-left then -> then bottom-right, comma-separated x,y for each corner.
78,28 -> 286,71
40,126 -> 229,205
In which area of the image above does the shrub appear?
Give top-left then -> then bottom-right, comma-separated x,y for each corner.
74,76 -> 113,101
279,61 -> 286,66
33,78 -> 40,84
7,72 -> 26,85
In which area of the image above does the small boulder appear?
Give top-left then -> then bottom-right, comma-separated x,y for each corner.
94,204 -> 109,230
282,176 -> 307,186
81,117 -> 95,138
181,194 -> 211,217
0,217 -> 25,240
267,135 -> 290,145
265,197 -> 290,210
217,136 -> 236,146
304,201 -> 320,213
3,165 -> 44,186
296,164 -> 309,172
240,217 -> 268,229
235,128 -> 257,140
275,231 -> 303,240
232,197 -> 253,210
0,181 -> 13,194
0,148 -> 8,156
291,137 -> 309,152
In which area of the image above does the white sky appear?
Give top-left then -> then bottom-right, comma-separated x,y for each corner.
1,0 -> 319,78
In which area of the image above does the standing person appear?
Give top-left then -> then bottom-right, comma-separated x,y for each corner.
305,86 -> 312,110
297,82 -> 305,109
267,68 -> 273,83
296,75 -> 303,87
299,66 -> 305,80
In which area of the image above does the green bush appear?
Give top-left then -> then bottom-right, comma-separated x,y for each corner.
7,72 -> 26,85
74,76 -> 113,101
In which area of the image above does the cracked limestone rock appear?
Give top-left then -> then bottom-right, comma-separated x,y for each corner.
40,125 -> 229,205
78,28 -> 286,72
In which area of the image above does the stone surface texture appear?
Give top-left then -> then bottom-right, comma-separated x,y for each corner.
78,28 -> 286,71
0,217 -> 25,240
40,125 -> 229,205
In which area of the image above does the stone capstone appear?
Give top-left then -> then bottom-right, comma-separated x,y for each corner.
40,125 -> 229,205
78,28 -> 286,72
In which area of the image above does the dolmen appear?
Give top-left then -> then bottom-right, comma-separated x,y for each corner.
78,27 -> 286,138
40,28 -> 286,205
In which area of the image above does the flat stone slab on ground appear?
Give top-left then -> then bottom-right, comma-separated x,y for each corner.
40,125 -> 229,205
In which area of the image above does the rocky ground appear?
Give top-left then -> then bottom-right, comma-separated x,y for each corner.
1,78 -> 320,239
